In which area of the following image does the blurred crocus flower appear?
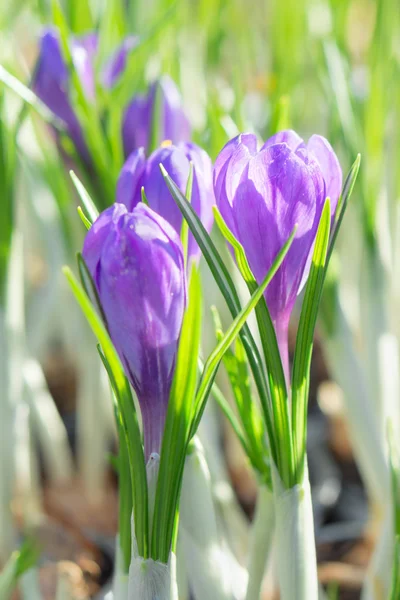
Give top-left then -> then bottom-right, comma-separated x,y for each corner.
32,27 -> 136,160
116,142 -> 214,264
122,76 -> 191,156
213,130 -> 342,377
82,203 -> 187,458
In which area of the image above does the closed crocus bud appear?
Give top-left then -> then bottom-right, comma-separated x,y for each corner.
82,203 -> 187,458
33,27 -> 136,160
116,142 -> 214,264
214,131 -> 341,379
122,76 -> 191,156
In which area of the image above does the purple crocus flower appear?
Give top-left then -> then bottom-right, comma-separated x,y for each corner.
32,27 -> 137,160
214,130 -> 342,380
83,203 -> 187,458
122,76 -> 191,156
116,142 -> 214,264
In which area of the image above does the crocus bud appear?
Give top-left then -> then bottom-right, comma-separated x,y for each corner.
82,203 -> 187,458
32,27 -> 136,160
116,142 -> 214,264
214,131 -> 342,377
122,76 -> 191,156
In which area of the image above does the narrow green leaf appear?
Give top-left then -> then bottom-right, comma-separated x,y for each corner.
328,154 -> 361,263
0,539 -> 40,599
63,266 -> 149,557
70,170 -> 99,224
152,266 -> 202,563
213,206 -> 296,486
77,253 -> 108,327
77,206 -> 92,230
211,307 -> 269,480
141,186 -> 149,206
291,199 -> 331,480
98,349 -> 132,573
160,164 -> 275,460
390,536 -> 400,600
181,161 -> 194,267
0,65 -> 65,131
190,228 -> 297,450
67,0 -> 93,33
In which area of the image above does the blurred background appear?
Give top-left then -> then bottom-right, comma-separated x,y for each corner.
1,0 -> 399,598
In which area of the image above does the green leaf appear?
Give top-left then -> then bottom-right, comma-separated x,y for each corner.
152,266 -> 202,563
291,199 -> 331,481
67,0 -> 93,33
213,206 -> 296,486
181,161 -> 194,267
328,154 -> 361,263
0,94 -> 16,305
211,307 -> 269,480
77,207 -> 92,230
70,170 -> 99,225
388,422 -> 400,536
0,65 -> 65,131
63,265 -> 149,558
0,538 -> 40,599
159,164 -> 274,459
98,348 -> 132,573
390,536 -> 400,600
190,228 -> 297,454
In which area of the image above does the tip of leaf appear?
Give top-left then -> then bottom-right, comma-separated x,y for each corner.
159,163 -> 168,177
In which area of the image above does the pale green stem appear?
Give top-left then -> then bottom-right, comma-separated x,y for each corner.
245,485 -> 275,600
112,535 -> 129,600
179,437 -> 247,600
272,462 -> 318,600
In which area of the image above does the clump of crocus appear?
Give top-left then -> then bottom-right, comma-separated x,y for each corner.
32,29 -> 190,166
82,203 -> 187,459
32,27 -> 136,161
213,130 -> 342,378
123,76 -> 191,156
116,142 -> 214,264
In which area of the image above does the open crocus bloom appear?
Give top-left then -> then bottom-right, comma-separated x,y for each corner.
213,130 -> 342,379
83,203 -> 187,458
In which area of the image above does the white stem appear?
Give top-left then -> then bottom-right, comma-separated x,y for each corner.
323,303 -> 390,505
362,509 -> 394,600
179,437 -> 247,600
112,536 -> 129,600
23,358 -> 74,483
0,306 -> 16,562
76,333 -> 111,500
245,485 -> 275,600
272,463 -> 318,600
20,568 -> 43,600
198,411 -> 249,562
128,553 -> 177,600
14,400 -> 42,526
0,230 -> 25,562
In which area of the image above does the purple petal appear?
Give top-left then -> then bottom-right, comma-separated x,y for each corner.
71,33 -> 98,100
215,138 -> 326,323
116,148 -> 146,210
32,28 -> 88,158
83,203 -> 186,457
261,129 -> 303,152
122,76 -> 190,156
306,135 -> 342,216
102,36 -> 138,88
139,145 -> 190,234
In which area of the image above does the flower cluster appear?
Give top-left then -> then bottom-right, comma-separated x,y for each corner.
33,28 -> 190,162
